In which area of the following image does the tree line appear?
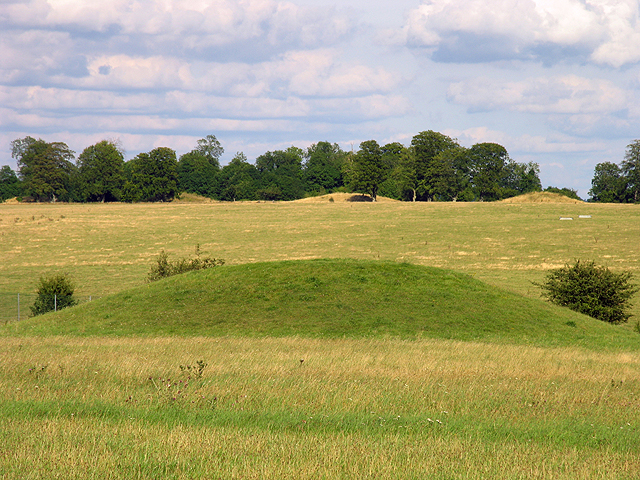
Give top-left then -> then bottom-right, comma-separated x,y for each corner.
5,130 -> 624,204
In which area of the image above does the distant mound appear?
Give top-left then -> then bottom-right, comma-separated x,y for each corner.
6,259 -> 636,350
295,193 -> 398,203
500,192 -> 583,204
171,193 -> 218,204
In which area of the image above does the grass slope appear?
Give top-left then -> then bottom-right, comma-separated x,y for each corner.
4,259 -> 638,349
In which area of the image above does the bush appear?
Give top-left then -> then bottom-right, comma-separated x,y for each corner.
30,273 -> 77,316
148,245 -> 224,282
536,260 -> 638,324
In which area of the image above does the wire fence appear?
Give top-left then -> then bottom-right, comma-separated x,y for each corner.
0,294 -> 101,323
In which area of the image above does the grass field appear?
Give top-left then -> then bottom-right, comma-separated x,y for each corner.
1,196 -> 640,478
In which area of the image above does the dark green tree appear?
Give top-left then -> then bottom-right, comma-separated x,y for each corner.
218,152 -> 259,201
589,162 -> 625,202
12,137 -> 76,202
76,140 -> 125,202
346,140 -> 386,201
469,143 -> 510,201
303,142 -> 346,193
255,147 -> 305,200
411,131 -> 461,201
0,166 -> 21,201
426,147 -> 473,201
178,151 -> 218,197
622,139 -> 640,202
122,147 -> 178,202
544,186 -> 582,201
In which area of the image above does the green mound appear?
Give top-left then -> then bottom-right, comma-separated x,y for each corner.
4,259 -> 638,349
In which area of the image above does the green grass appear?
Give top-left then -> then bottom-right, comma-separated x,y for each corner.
1,200 -> 640,478
1,336 -> 639,479
3,259 -> 638,350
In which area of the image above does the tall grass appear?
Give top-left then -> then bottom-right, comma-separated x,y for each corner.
1,336 -> 639,478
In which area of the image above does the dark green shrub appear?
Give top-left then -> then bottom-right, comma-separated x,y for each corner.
537,260 -> 638,324
148,246 -> 224,282
30,273 -> 77,316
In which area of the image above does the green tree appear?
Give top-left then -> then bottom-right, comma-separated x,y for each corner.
589,162 -> 625,202
178,151 -> 218,198
76,140 -> 125,202
255,147 -> 305,200
621,139 -> 640,202
303,142 -> 346,193
218,152 -> 259,201
346,140 -> 386,201
537,261 -> 638,324
544,186 -> 582,201
425,147 -> 473,201
30,273 -> 77,316
12,137 -> 76,202
502,161 -> 542,197
0,166 -> 21,201
469,143 -> 510,201
411,131 -> 461,201
122,147 -> 178,202
194,134 -> 224,169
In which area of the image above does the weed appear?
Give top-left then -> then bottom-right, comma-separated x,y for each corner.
180,360 -> 207,378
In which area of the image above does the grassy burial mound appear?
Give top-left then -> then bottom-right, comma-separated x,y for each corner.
499,191 -> 584,203
5,259 -> 638,349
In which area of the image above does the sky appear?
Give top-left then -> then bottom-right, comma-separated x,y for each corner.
2,0 -> 640,198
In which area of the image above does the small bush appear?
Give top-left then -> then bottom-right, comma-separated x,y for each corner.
148,245 -> 224,282
31,273 -> 77,316
536,260 -> 638,324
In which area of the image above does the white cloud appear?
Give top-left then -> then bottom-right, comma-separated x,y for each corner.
447,75 -> 630,115
402,0 -> 640,67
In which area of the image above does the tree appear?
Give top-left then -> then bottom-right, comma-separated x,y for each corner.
217,152 -> 259,201
589,162 -> 625,202
255,147 -> 305,200
0,166 -> 21,201
469,143 -> 510,201
30,273 -> 77,316
12,137 -> 76,202
122,147 -> 178,202
502,161 -> 542,197
178,151 -> 218,198
345,140 -> 386,201
544,186 -> 582,201
76,140 -> 125,202
194,134 -> 224,169
621,139 -> 640,202
537,261 -> 638,324
411,131 -> 461,201
303,142 -> 346,193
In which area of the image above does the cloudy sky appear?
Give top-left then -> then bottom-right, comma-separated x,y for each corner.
2,0 -> 640,198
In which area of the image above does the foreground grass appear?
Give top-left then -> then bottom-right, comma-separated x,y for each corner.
3,259 -> 638,351
1,336 -> 639,479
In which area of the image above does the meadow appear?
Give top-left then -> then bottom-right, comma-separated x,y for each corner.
1,195 -> 640,478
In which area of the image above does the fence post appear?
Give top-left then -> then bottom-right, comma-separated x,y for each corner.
54,294 -> 57,312
18,293 -> 20,321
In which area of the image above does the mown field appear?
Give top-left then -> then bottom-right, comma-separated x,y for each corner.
1,196 -> 640,478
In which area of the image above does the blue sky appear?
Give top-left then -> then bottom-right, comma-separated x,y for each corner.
2,0 -> 640,198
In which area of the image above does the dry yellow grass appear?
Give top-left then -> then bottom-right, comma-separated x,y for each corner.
2,336 -> 639,478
